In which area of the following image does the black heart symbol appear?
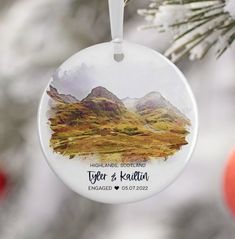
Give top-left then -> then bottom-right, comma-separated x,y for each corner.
114,186 -> 119,190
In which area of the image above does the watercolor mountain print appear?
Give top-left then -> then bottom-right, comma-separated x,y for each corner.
47,85 -> 191,162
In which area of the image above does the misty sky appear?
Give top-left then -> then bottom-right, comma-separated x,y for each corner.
50,43 -> 196,120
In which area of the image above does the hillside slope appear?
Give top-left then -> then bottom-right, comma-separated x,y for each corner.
47,85 -> 190,162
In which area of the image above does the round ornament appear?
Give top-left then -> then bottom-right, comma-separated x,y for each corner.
224,149 -> 235,218
0,169 -> 7,199
38,0 -> 198,204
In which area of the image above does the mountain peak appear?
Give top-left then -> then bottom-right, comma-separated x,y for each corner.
122,97 -> 139,110
136,91 -> 168,111
90,86 -> 112,97
144,91 -> 162,98
82,86 -> 124,106
135,91 -> 189,123
47,85 -> 79,104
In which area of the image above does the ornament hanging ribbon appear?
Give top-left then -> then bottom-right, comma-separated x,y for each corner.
108,0 -> 124,61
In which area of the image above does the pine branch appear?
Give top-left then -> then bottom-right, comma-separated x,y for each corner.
139,0 -> 235,62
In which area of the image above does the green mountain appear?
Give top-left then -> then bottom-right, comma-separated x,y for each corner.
47,85 -> 190,161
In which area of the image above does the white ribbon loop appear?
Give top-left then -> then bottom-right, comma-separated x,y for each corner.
108,0 -> 124,61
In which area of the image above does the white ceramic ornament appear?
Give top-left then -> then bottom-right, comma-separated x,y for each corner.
38,0 -> 198,204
